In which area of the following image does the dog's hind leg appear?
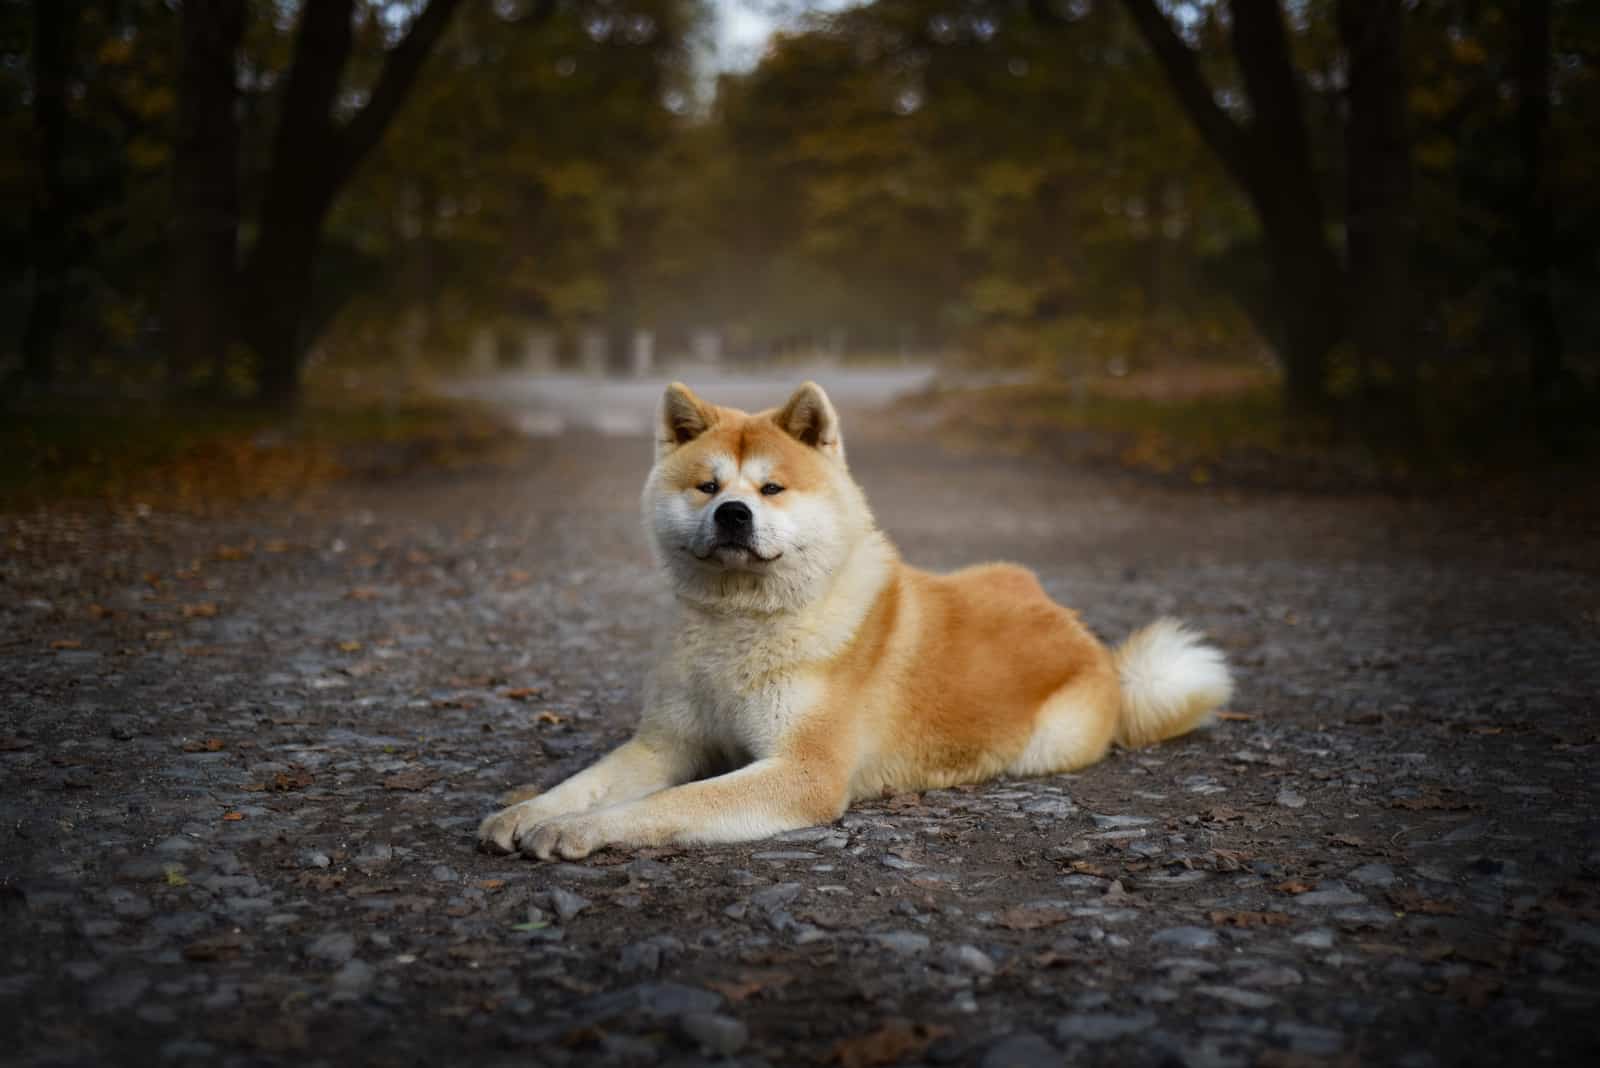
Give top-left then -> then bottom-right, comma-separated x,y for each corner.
1005,668 -> 1122,778
477,734 -> 699,854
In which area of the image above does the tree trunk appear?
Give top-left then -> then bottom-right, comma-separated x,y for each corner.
1120,0 -> 1343,416
16,0 -> 76,395
1337,0 -> 1418,411
1515,0 -> 1562,411
239,0 -> 466,407
171,0 -> 245,393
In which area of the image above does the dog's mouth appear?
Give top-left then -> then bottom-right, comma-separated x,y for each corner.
688,542 -> 783,565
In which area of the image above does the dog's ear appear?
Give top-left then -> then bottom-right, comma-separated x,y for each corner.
774,381 -> 842,457
658,382 -> 716,457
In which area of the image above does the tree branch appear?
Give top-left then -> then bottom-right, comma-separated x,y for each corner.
333,0 -> 467,188
1118,0 -> 1253,193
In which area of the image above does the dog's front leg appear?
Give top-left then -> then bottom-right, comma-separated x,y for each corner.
477,734 -> 696,854
520,755 -> 849,860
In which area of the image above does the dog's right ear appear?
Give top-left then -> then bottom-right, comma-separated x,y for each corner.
657,382 -> 715,458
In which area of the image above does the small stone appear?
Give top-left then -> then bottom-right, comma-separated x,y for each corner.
1276,789 -> 1307,809
1292,885 -> 1367,907
1091,814 -> 1153,829
1150,926 -> 1219,950
1347,863 -> 1397,888
1236,965 -> 1304,988
872,931 -> 931,955
305,851 -> 331,869
678,1011 -> 748,1055
547,887 -> 591,922
880,854 -> 923,871
1054,1011 -> 1157,1043
626,857 -> 673,881
1194,985 -> 1277,1010
750,882 -> 802,912
1273,1021 -> 1346,1055
1292,928 -> 1336,949
430,864 -> 459,883
331,959 -> 374,996
947,944 -> 997,975
981,1032 -> 1059,1068
306,931 -> 357,963
155,835 -> 200,855
1023,798 -> 1075,818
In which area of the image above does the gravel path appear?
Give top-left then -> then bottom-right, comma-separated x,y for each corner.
3,388 -> 1598,1067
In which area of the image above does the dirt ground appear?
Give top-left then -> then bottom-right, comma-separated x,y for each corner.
3,390 -> 1598,1068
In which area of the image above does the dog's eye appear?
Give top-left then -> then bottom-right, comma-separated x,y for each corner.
760,483 -> 785,496
697,481 -> 719,495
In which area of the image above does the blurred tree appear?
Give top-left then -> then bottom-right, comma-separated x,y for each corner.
171,0 -> 244,391
16,0 -> 77,392
237,0 -> 467,405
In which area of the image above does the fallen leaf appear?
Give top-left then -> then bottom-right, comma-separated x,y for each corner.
214,544 -> 253,561
49,639 -> 82,650
181,602 -> 219,618
1387,889 -> 1459,915
336,640 -> 363,653
0,736 -> 33,752
383,768 -> 439,791
503,687 -> 542,701
1067,860 -> 1110,877
221,811 -> 244,821
1215,710 -> 1255,721
1276,880 -> 1315,895
1328,833 -> 1365,848
1201,806 -> 1246,822
345,587 -> 381,601
1205,849 -> 1252,872
830,1019 -> 950,1068
536,710 -> 565,725
182,738 -> 226,752
271,766 -> 314,792
702,970 -> 794,1003
995,905 -> 1070,930
87,603 -> 114,619
474,879 -> 506,891
1208,909 -> 1293,928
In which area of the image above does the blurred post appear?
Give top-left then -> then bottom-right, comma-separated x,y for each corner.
631,330 -> 654,376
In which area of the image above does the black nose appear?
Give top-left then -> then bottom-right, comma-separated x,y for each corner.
714,501 -> 753,534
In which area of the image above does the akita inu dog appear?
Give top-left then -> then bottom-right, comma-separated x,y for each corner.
479,381 -> 1233,860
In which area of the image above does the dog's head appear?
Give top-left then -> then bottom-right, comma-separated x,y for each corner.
642,381 -> 872,613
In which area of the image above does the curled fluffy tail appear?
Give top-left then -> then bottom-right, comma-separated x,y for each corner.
1113,618 -> 1234,748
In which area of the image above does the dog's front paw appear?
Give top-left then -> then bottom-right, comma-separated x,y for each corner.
478,801 -> 552,854
519,814 -> 611,861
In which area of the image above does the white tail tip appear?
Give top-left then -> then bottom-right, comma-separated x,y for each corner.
1113,618 -> 1234,748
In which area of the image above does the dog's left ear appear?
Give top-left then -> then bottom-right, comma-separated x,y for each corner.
774,381 -> 843,457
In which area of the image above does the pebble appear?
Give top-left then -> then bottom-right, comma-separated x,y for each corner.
750,882 -> 802,912
678,1011 -> 749,1055
1091,814 -> 1153,829
1291,928 -> 1336,949
872,931 -> 931,955
332,959 -> 375,996
1347,863 -> 1397,887
1194,985 -> 1277,1010
1150,926 -> 1219,950
1292,885 -> 1367,907
306,931 -> 357,963
1274,1021 -> 1346,1055
947,944 -> 997,975
981,1032 -> 1060,1068
1054,1011 -> 1157,1043
547,887 -> 591,922
1276,789 -> 1307,809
